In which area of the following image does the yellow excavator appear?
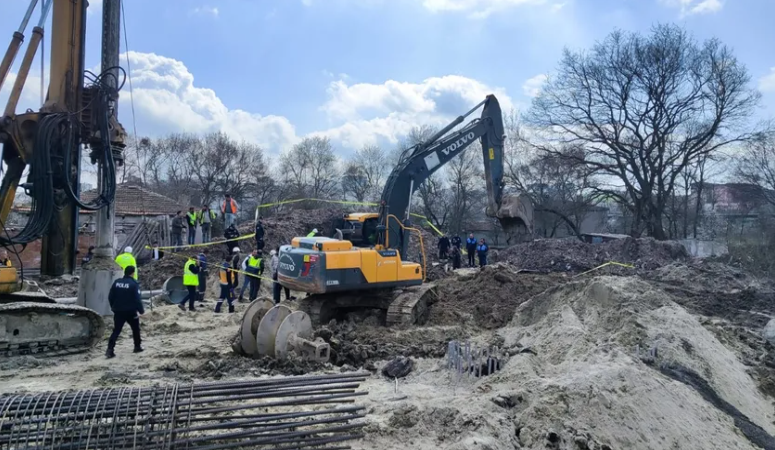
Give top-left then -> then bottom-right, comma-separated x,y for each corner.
0,0 -> 126,356
278,95 -> 534,326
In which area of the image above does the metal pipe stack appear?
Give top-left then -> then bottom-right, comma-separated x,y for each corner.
0,372 -> 369,449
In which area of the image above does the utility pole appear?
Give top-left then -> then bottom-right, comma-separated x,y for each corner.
77,0 -> 122,315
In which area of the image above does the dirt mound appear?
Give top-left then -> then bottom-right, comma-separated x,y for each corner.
428,264 -> 567,329
643,260 -> 775,329
499,276 -> 775,449
499,237 -> 688,273
316,319 -> 471,368
38,275 -> 80,298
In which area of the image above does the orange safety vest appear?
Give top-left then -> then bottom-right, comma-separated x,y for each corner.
221,198 -> 237,214
219,264 -> 231,285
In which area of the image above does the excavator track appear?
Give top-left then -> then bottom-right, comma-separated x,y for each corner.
386,284 -> 436,327
297,284 -> 437,327
0,302 -> 106,357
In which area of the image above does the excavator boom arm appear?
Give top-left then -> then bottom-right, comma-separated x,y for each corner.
377,94 -> 506,256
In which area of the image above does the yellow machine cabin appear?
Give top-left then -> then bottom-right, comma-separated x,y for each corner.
277,236 -> 422,294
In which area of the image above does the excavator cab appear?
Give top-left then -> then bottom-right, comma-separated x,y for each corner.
331,213 -> 379,247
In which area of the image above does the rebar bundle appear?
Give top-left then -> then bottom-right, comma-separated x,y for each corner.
0,372 -> 369,450
447,340 -> 504,381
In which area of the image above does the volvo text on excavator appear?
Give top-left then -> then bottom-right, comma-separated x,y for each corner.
277,94 -> 534,326
0,0 -> 126,356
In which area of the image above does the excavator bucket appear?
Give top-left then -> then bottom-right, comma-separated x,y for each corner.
497,193 -> 535,245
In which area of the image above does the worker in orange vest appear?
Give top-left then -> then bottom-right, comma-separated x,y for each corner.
221,193 -> 238,229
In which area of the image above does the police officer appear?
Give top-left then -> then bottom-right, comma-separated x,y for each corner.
255,219 -> 265,250
477,238 -> 489,268
465,233 -> 477,267
106,266 -> 144,358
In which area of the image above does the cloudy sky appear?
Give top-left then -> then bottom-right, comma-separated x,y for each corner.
1,0 -> 774,157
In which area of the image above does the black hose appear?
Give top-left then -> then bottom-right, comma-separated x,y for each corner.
0,66 -> 123,245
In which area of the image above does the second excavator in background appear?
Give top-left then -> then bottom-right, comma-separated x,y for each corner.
277,94 -> 534,326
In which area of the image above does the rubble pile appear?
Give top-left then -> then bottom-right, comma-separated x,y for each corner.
499,236 -> 688,272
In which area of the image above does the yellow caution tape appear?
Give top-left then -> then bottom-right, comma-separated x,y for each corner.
573,261 -> 635,278
159,250 -> 277,283
256,198 -> 378,210
145,233 -> 256,251
423,221 -> 443,237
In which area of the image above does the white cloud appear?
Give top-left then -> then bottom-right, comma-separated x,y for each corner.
87,0 -> 102,15
2,51 -> 515,156
317,75 -> 514,148
760,68 -> 775,93
422,0 -> 544,17
661,0 -> 723,16
190,6 -> 219,17
117,51 -> 295,152
522,74 -> 547,97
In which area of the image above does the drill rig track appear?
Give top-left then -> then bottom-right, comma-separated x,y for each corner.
0,301 -> 106,357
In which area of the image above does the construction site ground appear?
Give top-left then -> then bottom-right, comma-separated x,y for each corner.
3,212 -> 775,449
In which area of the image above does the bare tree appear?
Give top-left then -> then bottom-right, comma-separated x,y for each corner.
280,136 -> 341,203
341,163 -> 370,203
526,24 -> 762,239
736,130 -> 775,206
503,110 -> 598,237
446,142 -> 484,235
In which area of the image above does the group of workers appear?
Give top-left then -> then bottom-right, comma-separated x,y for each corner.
438,233 -> 489,268
170,194 -> 240,250
178,245 -> 293,314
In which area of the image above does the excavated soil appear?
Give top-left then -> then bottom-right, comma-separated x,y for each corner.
499,236 -> 688,272
317,318 -> 473,368
428,264 -> 569,329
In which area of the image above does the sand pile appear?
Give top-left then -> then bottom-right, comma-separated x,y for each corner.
499,237 -> 688,272
494,276 -> 775,449
428,264 -> 567,329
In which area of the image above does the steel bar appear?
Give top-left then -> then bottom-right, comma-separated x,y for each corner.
0,373 -> 367,414
0,374 -> 369,449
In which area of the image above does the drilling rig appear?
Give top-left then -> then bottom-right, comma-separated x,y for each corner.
0,0 -> 126,356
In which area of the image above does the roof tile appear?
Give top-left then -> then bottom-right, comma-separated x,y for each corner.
80,184 -> 182,216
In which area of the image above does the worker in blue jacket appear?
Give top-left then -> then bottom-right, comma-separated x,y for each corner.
106,266 -> 144,358
476,238 -> 489,268
465,233 -> 477,267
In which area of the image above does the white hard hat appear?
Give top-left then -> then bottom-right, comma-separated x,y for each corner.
313,228 -> 318,233
270,249 -> 277,256
233,247 -> 240,252
125,246 -> 133,253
